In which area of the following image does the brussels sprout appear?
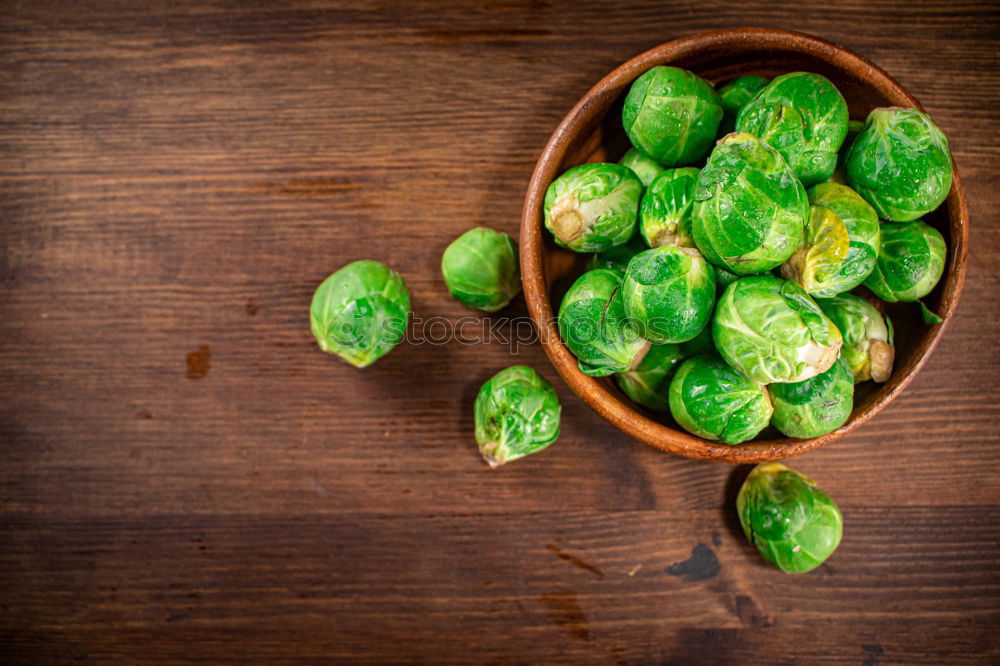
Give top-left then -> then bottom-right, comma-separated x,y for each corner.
310,260 -> 410,368
587,235 -> 647,278
623,246 -> 716,344
691,133 -> 807,275
441,227 -> 520,312
715,266 -> 741,294
618,147 -> 666,188
846,107 -> 953,221
615,343 -> 685,411
474,366 -> 561,468
717,75 -> 769,135
769,357 -> 854,438
780,204 -> 849,297
713,276 -> 843,384
668,354 -> 773,445
816,293 -> 894,383
678,324 -> 715,357
781,183 -> 880,298
736,72 -> 849,186
544,163 -> 642,252
622,66 -> 723,167
828,119 -> 865,185
639,168 -> 699,248
558,269 -> 650,376
863,220 -> 946,302
737,462 -> 843,573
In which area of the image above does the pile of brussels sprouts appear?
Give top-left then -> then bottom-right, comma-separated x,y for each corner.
305,64 -> 953,574
546,66 -> 952,446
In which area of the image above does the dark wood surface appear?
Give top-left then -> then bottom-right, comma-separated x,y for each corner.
1,1 -> 998,663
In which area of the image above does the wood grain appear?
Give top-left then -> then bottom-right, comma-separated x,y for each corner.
1,0 -> 998,663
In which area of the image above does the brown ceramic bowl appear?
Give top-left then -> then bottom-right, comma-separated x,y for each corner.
520,28 -> 968,463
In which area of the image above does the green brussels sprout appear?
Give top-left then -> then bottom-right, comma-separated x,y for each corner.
615,343 -> 685,411
587,235 -> 647,278
474,366 -> 561,468
737,462 -> 843,573
781,183 -> 880,298
691,133 -> 807,275
846,107 -> 953,221
816,293 -> 894,383
678,324 -> 715,357
863,220 -> 946,302
668,354 -> 773,445
638,167 -> 699,248
622,66 -> 723,167
618,147 -> 666,188
736,72 -> 849,187
827,119 -> 865,185
558,269 -> 650,376
717,75 -> 769,135
769,357 -> 854,438
310,260 -> 410,368
713,276 -> 843,384
715,266 -> 741,294
543,163 -> 642,252
441,227 -> 520,312
623,246 -> 716,344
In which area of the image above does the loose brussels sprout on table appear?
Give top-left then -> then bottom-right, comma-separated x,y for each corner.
587,234 -> 647,278
781,183 -> 880,298
623,246 -> 716,344
543,163 -> 642,252
618,147 -> 666,188
817,293 -> 894,383
691,132 -> 807,275
736,72 -> 849,187
717,75 -> 769,136
737,463 -> 843,573
638,167 -> 699,248
441,227 -> 520,312
769,356 -> 855,438
558,268 -> 650,376
622,66 -> 723,167
713,276 -> 843,384
863,220 -> 946,303
310,260 -> 410,368
668,354 -> 773,445
615,343 -> 685,412
474,366 -> 561,468
846,107 -> 953,221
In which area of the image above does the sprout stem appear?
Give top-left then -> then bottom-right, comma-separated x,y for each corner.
552,211 -> 584,243
869,340 -> 894,383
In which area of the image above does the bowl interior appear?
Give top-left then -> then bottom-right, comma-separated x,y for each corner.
524,30 -> 967,462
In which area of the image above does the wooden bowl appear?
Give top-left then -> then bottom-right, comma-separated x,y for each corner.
520,28 -> 968,463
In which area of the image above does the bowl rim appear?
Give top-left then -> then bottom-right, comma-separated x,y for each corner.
519,27 -> 969,463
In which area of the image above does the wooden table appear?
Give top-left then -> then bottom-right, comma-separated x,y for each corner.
2,1 -> 998,663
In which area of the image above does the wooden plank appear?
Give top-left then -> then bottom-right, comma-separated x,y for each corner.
1,509 -> 997,663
